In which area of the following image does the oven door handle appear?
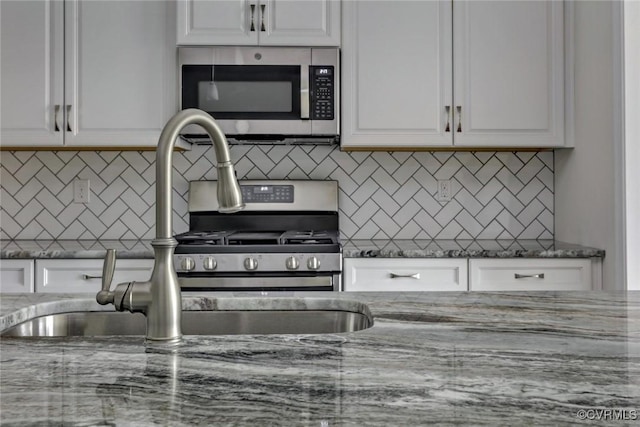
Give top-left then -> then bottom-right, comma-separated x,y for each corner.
300,65 -> 309,120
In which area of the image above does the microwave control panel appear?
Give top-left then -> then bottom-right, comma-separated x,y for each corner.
310,66 -> 334,120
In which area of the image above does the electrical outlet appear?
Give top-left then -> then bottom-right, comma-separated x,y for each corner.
437,180 -> 452,202
74,179 -> 90,203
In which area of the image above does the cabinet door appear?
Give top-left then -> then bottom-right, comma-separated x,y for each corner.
260,0 -> 340,46
469,259 -> 592,291
177,0 -> 258,45
35,259 -> 154,293
343,258 -> 468,292
0,0 -> 64,147
453,0 -> 564,147
341,0 -> 453,148
0,260 -> 35,293
64,0 -> 176,147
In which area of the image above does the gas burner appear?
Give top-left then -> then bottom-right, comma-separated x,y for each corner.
227,232 -> 283,246
280,231 -> 337,245
174,231 -> 229,246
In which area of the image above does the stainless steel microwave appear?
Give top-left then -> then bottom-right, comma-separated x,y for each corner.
178,47 -> 339,144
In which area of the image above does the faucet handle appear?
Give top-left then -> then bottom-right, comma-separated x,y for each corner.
96,249 -> 117,305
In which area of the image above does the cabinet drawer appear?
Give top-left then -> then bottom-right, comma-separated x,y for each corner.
469,259 -> 593,291
35,259 -> 154,293
0,260 -> 35,293
343,258 -> 468,292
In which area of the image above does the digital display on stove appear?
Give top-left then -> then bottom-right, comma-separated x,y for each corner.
254,186 -> 273,194
241,185 -> 294,203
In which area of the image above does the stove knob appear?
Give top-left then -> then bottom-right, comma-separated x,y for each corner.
285,256 -> 300,270
244,257 -> 258,271
203,256 -> 217,271
307,256 -> 321,271
180,257 -> 195,272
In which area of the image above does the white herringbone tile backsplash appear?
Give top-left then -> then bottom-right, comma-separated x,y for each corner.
0,146 -> 553,240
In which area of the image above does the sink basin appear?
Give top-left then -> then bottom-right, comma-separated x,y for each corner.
1,310 -> 372,337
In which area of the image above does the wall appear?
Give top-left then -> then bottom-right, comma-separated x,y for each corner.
0,146 -> 554,241
555,1 -> 619,290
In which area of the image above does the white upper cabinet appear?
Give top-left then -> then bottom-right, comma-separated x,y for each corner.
64,1 -> 177,147
1,0 -> 64,146
341,0 -> 453,148
341,0 -> 565,149
453,1 -> 564,147
177,0 -> 340,46
1,0 -> 177,148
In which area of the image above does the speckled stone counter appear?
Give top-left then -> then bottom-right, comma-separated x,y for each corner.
1,291 -> 638,425
1,239 -> 604,260
0,239 -> 153,259
343,239 -> 605,258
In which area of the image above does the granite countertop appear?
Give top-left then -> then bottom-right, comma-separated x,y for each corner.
1,239 -> 604,259
343,239 -> 605,258
1,291 -> 638,425
0,239 -> 154,259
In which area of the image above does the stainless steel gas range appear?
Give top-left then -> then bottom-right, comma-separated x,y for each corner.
174,180 -> 342,291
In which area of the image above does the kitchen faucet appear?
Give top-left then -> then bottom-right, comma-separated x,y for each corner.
96,109 -> 244,344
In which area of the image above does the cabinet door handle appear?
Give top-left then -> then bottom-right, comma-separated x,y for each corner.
514,273 -> 545,279
250,4 -> 256,31
300,65 -> 309,119
54,105 -> 61,132
82,274 -> 102,280
389,272 -> 420,280
260,4 -> 266,31
445,105 -> 451,132
456,106 -> 462,132
66,105 -> 73,132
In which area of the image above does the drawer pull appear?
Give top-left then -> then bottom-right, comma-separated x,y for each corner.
82,274 -> 101,280
514,273 -> 545,279
389,272 -> 420,280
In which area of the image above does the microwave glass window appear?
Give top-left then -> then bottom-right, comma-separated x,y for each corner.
198,81 -> 292,113
182,65 -> 301,120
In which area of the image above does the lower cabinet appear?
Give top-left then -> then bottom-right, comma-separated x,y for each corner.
469,259 -> 596,291
0,260 -> 35,293
35,259 -> 154,293
343,258 -> 468,291
343,258 -> 601,291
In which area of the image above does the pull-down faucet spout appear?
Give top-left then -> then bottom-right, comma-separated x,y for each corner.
97,109 -> 244,344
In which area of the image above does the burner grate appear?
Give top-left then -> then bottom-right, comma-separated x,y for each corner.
280,231 -> 337,245
174,231 -> 228,246
226,232 -> 283,245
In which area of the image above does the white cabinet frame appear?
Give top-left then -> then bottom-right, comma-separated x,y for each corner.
0,260 -> 35,293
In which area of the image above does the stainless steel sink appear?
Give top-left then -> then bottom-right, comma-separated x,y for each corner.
1,310 -> 372,337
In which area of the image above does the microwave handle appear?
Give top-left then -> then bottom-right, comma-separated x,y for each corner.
300,65 -> 309,120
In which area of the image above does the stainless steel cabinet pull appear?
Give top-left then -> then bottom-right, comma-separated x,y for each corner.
66,105 -> 72,132
54,105 -> 61,132
456,106 -> 462,132
514,273 -> 545,279
390,272 -> 420,280
250,4 -> 256,31
445,105 -> 451,132
260,4 -> 266,31
82,274 -> 101,280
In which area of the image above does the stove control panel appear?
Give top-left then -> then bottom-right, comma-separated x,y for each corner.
240,184 -> 293,203
174,253 -> 341,273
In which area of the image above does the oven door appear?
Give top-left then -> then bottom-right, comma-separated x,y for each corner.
178,273 -> 341,292
179,47 -> 312,137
